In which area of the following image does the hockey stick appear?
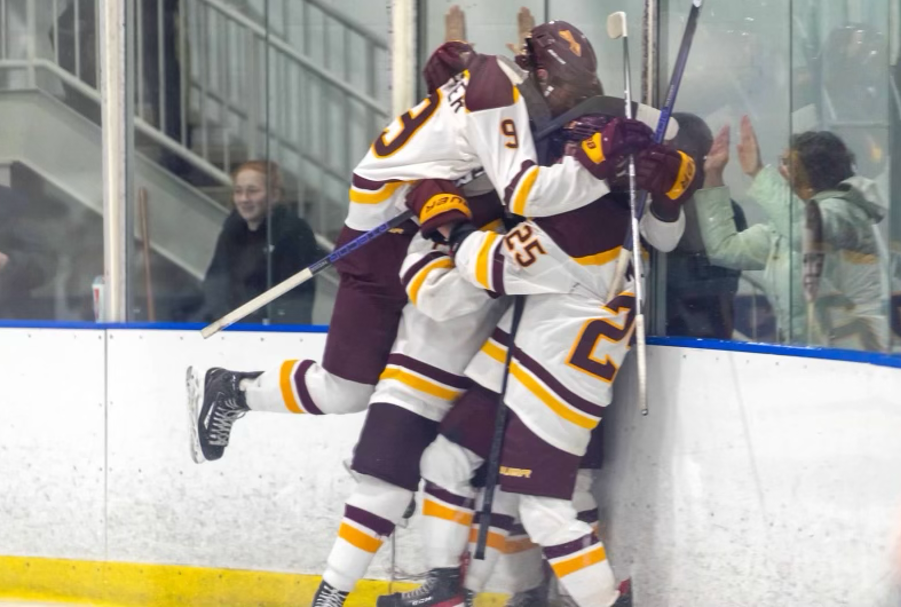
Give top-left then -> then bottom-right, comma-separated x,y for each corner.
606,0 -> 703,303
473,295 -> 525,560
607,11 -> 648,417
200,210 -> 414,338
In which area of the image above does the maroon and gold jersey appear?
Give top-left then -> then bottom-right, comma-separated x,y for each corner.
345,54 -> 611,232
451,196 -> 685,458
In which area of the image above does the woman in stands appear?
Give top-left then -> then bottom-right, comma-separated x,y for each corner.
195,160 -> 321,325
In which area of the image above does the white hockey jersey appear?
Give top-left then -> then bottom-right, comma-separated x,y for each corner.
346,54 -> 611,232
448,196 -> 685,457
370,232 -> 507,421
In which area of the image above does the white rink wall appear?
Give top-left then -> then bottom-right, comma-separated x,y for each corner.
0,327 -> 424,581
2,326 -> 901,605
599,345 -> 901,607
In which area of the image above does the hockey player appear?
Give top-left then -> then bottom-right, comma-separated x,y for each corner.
377,116 -> 697,607
188,22 -> 624,463
307,178 -> 510,607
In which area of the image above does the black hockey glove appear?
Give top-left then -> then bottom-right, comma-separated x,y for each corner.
446,222 -> 479,259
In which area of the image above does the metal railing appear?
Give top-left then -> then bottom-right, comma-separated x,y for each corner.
0,0 -> 390,242
183,0 -> 390,238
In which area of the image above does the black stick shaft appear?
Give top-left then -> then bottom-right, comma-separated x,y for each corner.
474,296 -> 525,560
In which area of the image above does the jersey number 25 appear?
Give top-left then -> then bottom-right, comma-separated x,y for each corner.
566,293 -> 636,383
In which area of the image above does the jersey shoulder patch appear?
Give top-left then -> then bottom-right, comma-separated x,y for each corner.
464,55 -> 518,112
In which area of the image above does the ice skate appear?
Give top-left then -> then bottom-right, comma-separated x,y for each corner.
376,567 -> 465,607
552,579 -> 630,607
186,366 -> 260,463
507,585 -> 549,607
311,580 -> 348,606
611,579 -> 632,607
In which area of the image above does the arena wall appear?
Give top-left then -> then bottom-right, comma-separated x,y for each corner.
1,325 -> 899,606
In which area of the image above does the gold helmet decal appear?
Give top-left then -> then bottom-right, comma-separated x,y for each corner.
558,30 -> 582,56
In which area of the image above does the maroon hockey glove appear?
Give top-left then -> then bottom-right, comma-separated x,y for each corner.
406,179 -> 472,240
573,117 -> 654,180
423,41 -> 475,93
634,144 -> 698,220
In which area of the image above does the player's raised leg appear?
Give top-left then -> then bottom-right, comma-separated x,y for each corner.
186,225 -> 413,463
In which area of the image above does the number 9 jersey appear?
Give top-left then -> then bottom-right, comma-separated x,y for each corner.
345,53 -> 611,232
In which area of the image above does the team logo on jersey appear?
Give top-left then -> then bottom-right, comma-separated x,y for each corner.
559,30 -> 582,57
500,466 -> 533,479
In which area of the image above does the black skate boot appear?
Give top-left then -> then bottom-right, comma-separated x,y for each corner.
376,567 -> 465,607
611,579 -> 632,607
507,585 -> 549,607
311,580 -> 349,607
186,366 -> 261,463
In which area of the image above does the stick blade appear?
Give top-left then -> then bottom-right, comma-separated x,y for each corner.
607,11 -> 627,39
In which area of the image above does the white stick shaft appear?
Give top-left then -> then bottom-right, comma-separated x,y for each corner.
635,314 -> 648,416
200,267 -> 315,338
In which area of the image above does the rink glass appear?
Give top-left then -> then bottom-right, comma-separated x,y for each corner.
0,0 -> 896,346
656,0 -> 900,353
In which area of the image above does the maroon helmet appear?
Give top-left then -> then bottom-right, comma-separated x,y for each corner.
423,40 -> 475,93
516,21 -> 603,115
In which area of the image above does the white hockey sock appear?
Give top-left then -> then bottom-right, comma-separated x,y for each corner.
573,469 -> 600,535
421,481 -> 476,569
419,436 -> 485,570
520,495 -> 617,607
322,475 -> 413,592
546,538 -> 617,607
463,488 -> 518,593
243,359 -> 373,415
496,528 -> 544,594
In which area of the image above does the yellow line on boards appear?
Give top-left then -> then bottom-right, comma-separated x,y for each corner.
0,556 -> 507,606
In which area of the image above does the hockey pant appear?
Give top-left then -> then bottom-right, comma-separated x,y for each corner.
242,226 -> 413,416
420,436 -> 618,607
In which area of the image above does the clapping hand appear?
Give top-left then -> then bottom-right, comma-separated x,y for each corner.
736,115 -> 763,178
704,125 -> 730,187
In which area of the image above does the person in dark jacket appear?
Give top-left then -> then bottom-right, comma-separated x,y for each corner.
665,112 -> 748,339
0,185 -> 54,319
196,161 -> 320,325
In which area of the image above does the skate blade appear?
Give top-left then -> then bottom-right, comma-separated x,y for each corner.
186,366 -> 206,464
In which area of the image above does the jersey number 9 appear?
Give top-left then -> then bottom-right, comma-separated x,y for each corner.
374,93 -> 441,158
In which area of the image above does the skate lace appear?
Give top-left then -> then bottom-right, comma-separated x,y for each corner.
208,396 -> 246,447
398,573 -> 438,600
313,585 -> 346,607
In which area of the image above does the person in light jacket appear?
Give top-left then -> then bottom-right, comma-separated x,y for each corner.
697,116 -> 888,351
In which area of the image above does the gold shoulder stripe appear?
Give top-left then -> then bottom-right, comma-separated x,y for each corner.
475,232 -> 501,289
511,166 -> 539,216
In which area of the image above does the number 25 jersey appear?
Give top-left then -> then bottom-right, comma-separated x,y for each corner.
346,53 -> 610,232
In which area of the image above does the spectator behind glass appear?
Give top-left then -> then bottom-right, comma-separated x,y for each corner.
0,185 -> 54,319
665,112 -> 748,339
195,161 -> 321,325
697,117 -> 888,351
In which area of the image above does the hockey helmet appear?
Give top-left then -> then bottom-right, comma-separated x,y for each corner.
516,21 -> 603,115
423,40 -> 475,93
